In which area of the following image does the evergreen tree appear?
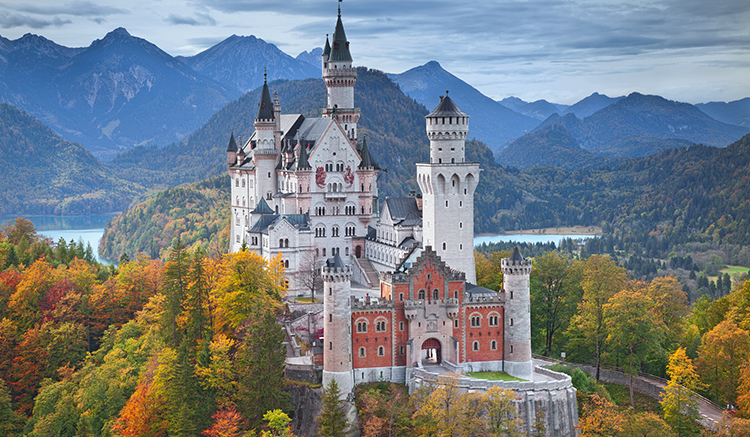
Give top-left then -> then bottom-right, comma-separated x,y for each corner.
318,379 -> 350,437
235,305 -> 289,430
163,238 -> 190,346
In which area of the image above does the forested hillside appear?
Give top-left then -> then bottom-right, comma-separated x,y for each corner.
99,175 -> 230,262
0,104 -> 144,216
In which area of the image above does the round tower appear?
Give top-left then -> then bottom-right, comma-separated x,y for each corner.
501,248 -> 533,380
322,254 -> 354,398
253,74 -> 279,205
416,93 -> 479,283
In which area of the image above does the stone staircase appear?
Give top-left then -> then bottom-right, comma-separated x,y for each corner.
357,257 -> 380,289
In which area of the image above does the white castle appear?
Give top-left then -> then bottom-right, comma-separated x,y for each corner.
226,5 -> 477,292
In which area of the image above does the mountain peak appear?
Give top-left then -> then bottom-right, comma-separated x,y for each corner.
106,27 -> 132,38
424,60 -> 442,69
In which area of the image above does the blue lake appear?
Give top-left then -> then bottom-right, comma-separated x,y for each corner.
0,214 -> 119,264
474,233 -> 598,247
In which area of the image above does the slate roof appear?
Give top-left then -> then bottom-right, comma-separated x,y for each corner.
248,213 -> 311,234
297,141 -> 311,169
227,132 -> 238,152
326,253 -> 346,269
358,136 -> 378,169
383,197 -> 422,227
466,283 -> 499,296
251,198 -> 274,214
508,247 -> 525,264
427,94 -> 468,118
256,77 -> 274,120
323,35 -> 331,57
329,9 -> 352,62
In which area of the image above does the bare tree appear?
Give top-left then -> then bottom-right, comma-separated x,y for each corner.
297,250 -> 323,302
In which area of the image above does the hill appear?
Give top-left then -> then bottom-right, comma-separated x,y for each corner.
99,174 -> 230,261
562,92 -> 623,118
696,98 -> 750,128
295,47 -> 324,67
0,29 -> 239,161
0,103 -> 144,215
176,35 -> 319,93
498,97 -> 568,120
388,61 -> 539,153
108,68 -> 432,197
496,125 -> 619,170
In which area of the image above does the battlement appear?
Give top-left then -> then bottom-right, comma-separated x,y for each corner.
501,258 -> 532,275
464,292 -> 505,304
321,264 -> 352,282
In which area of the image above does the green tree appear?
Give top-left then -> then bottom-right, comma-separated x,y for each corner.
318,379 -> 350,437
604,290 -> 664,407
162,239 -> 190,347
235,305 -> 289,430
0,378 -> 24,436
482,386 -> 522,437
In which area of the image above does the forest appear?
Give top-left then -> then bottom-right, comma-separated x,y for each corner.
3,217 -> 750,436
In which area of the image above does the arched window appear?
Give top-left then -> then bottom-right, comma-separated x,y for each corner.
285,238 -> 289,248
359,347 -> 366,357
418,290 -> 425,300
433,289 -> 439,300
378,346 -> 384,356
473,341 -> 479,351
442,242 -> 446,250
279,239 -> 284,247
284,260 -> 289,268
491,340 -> 497,350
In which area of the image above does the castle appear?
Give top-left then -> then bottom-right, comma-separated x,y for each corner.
226,0 -> 538,385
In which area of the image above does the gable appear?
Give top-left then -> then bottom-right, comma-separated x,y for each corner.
308,119 -> 361,166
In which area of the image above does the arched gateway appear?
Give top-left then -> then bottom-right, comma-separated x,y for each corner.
421,338 -> 442,364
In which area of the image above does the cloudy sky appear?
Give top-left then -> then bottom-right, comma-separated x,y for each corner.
1,0 -> 748,105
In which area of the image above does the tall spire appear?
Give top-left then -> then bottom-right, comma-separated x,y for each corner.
226,131 -> 237,152
329,1 -> 352,62
256,70 -> 274,121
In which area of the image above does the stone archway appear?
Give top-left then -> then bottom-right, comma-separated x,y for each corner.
421,338 -> 442,364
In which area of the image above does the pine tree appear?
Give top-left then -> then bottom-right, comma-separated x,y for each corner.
318,379 -> 350,437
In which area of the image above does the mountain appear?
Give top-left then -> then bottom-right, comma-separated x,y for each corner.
696,98 -> 750,128
0,28 -> 238,160
496,124 -> 618,170
498,97 -> 568,120
562,92 -> 623,118
176,35 -> 319,93
295,47 -> 323,68
0,103 -> 143,215
388,61 -> 538,153
534,93 -> 750,157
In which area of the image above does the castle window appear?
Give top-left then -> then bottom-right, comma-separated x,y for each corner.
361,183 -> 364,192
473,341 -> 479,351
329,287 -> 332,296
399,293 -> 403,302
252,237 -> 258,245
459,222 -> 463,229
399,321 -> 404,331
445,201 -> 448,207
284,260 -> 289,268
329,314 -> 332,322
432,289 -> 439,300
460,244 -> 463,250
471,316 -> 481,327
510,291 -> 514,299
329,342 -> 332,350
400,346 -> 405,355
359,347 -> 366,357
418,290 -> 425,300
427,274 -> 431,280
454,319 -> 459,328
279,239 -> 284,248
442,242 -> 446,251
242,179 -> 245,187
357,322 -> 367,333
454,291 -> 458,299
378,346 -> 384,356
323,248 -> 326,256
285,239 -> 289,248
332,226 -> 339,237
451,158 -> 455,163
464,189 -> 467,195
376,321 -> 386,332
510,318 -> 514,326
460,201 -> 463,207
489,315 -> 499,326
510,345 -> 514,354
235,179 -> 239,187
491,340 -> 497,350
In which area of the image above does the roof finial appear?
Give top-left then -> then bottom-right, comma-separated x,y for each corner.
446,90 -> 449,95
264,68 -> 267,84
338,0 -> 342,17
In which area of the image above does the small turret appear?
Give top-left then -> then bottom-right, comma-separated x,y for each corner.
226,132 -> 238,166
322,253 -> 354,398
501,247 -> 533,380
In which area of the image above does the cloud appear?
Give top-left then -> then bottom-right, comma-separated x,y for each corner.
3,1 -> 128,17
0,12 -> 71,29
165,12 -> 217,26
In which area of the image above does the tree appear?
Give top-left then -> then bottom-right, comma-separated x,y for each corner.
412,373 -> 484,437
202,406 -> 245,437
645,276 -> 689,343
475,251 -> 509,292
261,409 -> 294,437
660,348 -> 701,436
696,320 -> 750,404
162,239 -> 190,347
530,252 -> 581,356
482,386 -> 522,437
235,305 -> 289,430
2,218 -> 37,245
296,250 -> 322,301
604,290 -> 664,407
566,255 -> 627,379
318,379 -> 350,437
576,394 -> 625,437
620,412 -> 675,437
0,378 -> 24,436
738,360 -> 750,418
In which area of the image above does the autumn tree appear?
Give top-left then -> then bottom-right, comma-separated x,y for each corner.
660,347 -> 701,436
576,394 -> 625,437
620,411 -> 675,437
696,320 -> 750,404
530,252 -> 581,356
645,276 -> 689,345
738,360 -> 750,418
202,406 -> 245,437
566,255 -> 627,379
2,218 -> 37,245
482,386 -> 522,437
318,379 -> 350,437
413,373 -> 485,437
261,409 -> 294,437
475,250 -> 509,292
356,383 -> 413,437
604,290 -> 664,407
0,378 -> 24,436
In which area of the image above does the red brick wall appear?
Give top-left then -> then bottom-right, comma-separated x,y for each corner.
352,310 -> 393,369
464,305 -> 504,362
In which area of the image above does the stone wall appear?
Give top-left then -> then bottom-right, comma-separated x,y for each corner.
565,363 -> 664,400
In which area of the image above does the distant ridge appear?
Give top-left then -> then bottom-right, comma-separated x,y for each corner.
562,92 -> 623,118
177,35 -> 319,93
696,98 -> 750,128
389,61 -> 538,153
498,97 -> 569,120
296,47 -> 323,68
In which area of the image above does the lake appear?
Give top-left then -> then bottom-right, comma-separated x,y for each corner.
474,233 -> 598,247
0,214 -> 118,264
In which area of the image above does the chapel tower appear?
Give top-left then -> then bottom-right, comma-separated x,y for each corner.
321,254 -> 354,397
501,248 -> 533,380
416,93 -> 479,283
253,75 -> 280,204
321,3 -> 359,141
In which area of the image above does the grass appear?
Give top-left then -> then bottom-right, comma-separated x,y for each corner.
467,371 -> 526,382
294,297 -> 318,303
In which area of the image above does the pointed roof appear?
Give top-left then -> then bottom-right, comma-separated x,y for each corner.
427,93 -> 468,118
358,136 -> 377,169
227,132 -> 237,152
297,142 -> 311,169
329,7 -> 352,62
256,72 -> 274,121
326,253 -> 345,269
251,198 -> 274,214
323,34 -> 331,57
509,247 -> 524,264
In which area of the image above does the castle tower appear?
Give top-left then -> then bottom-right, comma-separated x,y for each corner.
322,4 -> 360,141
501,248 -> 533,380
416,93 -> 479,283
253,73 -> 279,204
321,254 -> 354,397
